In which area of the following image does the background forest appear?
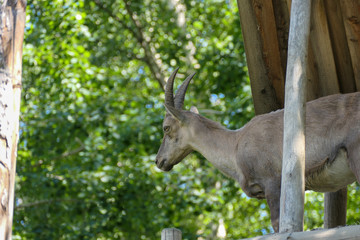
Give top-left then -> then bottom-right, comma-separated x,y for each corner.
14,0 -> 360,239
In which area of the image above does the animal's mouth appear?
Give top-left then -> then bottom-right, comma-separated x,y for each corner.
156,158 -> 174,172
162,164 -> 174,172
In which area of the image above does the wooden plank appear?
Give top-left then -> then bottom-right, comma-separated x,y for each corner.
272,0 -> 290,83
305,45 -> 322,101
279,0 -> 311,233
252,0 -> 285,107
324,1 -> 356,93
340,0 -> 360,91
237,0 -> 281,114
272,0 -> 322,103
309,0 -> 340,96
243,225 -> 360,240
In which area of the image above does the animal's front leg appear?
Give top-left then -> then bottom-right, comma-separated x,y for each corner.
265,181 -> 281,232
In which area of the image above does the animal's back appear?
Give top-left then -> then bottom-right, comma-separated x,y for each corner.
237,92 -> 360,192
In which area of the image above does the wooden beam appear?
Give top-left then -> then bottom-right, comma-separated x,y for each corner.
340,0 -> 360,91
272,0 -> 290,81
243,225 -> 360,240
252,0 -> 285,107
324,0 -> 356,94
237,0 -> 282,114
279,0 -> 311,233
272,0 -> 322,102
309,0 -> 339,96
324,187 -> 347,229
305,45 -> 322,101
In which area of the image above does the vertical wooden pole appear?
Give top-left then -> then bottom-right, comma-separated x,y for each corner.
279,0 -> 311,233
161,228 -> 182,240
324,187 -> 347,228
0,0 -> 26,239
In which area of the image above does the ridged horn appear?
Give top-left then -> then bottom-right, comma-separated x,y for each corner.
165,67 -> 179,107
174,72 -> 196,109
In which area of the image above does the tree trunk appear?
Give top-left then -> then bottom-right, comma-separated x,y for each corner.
0,0 -> 26,239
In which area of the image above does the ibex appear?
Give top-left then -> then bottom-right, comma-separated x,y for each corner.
155,68 -> 360,232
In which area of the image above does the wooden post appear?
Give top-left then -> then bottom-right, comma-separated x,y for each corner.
279,0 -> 311,233
324,187 -> 347,228
161,228 -> 182,240
0,1 -> 26,239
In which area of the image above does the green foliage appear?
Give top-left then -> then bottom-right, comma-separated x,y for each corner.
14,0 -> 360,239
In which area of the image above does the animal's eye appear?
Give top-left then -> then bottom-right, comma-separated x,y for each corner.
163,126 -> 170,132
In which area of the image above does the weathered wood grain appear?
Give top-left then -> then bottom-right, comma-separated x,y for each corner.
309,0 -> 339,96
272,0 -> 290,81
237,0 -> 281,114
324,187 -> 347,229
252,0 -> 285,107
161,228 -> 182,240
324,0 -> 356,93
340,0 -> 360,91
243,225 -> 360,240
279,0 -> 311,233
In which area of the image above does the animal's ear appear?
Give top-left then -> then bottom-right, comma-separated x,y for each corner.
164,104 -> 186,123
190,106 -> 199,114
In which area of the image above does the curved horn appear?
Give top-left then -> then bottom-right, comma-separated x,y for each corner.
174,72 -> 196,109
165,67 -> 179,107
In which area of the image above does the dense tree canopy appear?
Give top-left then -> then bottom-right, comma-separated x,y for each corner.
13,0 -> 360,239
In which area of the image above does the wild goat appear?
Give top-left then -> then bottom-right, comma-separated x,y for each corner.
155,68 -> 360,232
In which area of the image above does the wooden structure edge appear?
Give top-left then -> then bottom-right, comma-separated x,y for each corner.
242,225 -> 360,240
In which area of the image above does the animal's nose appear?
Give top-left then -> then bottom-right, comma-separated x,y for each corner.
155,157 -> 166,168
158,159 -> 166,168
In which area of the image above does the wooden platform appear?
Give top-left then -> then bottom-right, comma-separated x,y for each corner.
243,225 -> 360,240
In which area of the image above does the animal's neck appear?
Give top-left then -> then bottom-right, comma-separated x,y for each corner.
189,116 -> 242,181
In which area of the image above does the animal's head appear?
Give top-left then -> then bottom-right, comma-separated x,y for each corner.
155,68 -> 198,171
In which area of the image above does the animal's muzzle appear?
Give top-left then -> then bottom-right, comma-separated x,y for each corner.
155,157 -> 173,171
155,157 -> 166,168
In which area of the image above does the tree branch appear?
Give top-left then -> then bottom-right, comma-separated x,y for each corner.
34,138 -> 85,167
52,144 -> 85,161
123,0 -> 146,43
15,198 -> 82,209
123,0 -> 166,89
93,0 -> 166,89
93,0 -> 140,42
